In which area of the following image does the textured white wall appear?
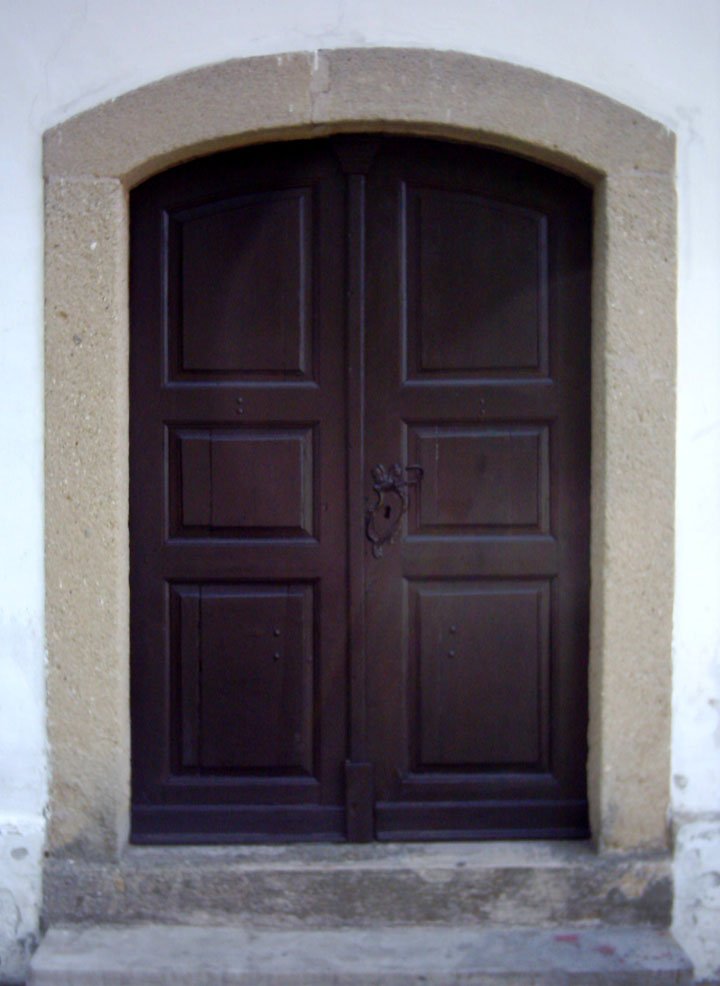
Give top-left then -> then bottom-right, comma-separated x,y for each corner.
1,0 -> 719,980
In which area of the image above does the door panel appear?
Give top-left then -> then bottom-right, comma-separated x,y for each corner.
363,139 -> 590,839
172,188 -> 313,379
173,426 -> 315,537
411,580 -> 549,768
404,185 -> 548,377
407,424 -> 549,534
130,136 -> 591,843
131,141 -> 347,842
173,582 -> 314,772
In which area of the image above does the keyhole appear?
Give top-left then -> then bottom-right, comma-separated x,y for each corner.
384,505 -> 392,519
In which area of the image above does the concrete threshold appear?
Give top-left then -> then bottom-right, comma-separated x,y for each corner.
28,923 -> 693,985
44,841 -> 674,929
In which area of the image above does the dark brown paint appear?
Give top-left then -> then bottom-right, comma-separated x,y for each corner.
130,136 -> 591,842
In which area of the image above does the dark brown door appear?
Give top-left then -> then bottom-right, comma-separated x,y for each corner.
130,136 -> 591,843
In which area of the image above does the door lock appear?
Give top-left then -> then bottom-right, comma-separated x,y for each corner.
365,463 -> 423,558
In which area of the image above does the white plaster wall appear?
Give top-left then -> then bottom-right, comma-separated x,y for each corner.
1,0 -> 719,980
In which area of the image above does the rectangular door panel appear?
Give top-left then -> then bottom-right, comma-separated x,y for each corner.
173,583 -> 315,772
407,424 -> 550,535
169,188 -> 313,380
173,426 -> 315,538
410,580 -> 549,770
404,184 -> 549,380
200,584 -> 313,771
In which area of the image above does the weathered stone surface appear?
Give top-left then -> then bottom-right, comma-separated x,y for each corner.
313,48 -> 674,178
588,171 -> 677,852
43,53 -> 316,185
45,176 -> 130,860
28,923 -> 693,985
43,843 -> 674,930
43,49 -> 674,185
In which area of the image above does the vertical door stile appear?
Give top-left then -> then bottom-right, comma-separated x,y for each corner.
335,138 -> 379,841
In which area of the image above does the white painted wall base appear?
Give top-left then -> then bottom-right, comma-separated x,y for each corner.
0,819 -> 44,984
0,611 -> 46,981
674,817 -> 720,982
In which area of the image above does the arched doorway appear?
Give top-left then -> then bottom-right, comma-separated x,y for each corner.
129,134 -> 591,842
44,49 -> 676,858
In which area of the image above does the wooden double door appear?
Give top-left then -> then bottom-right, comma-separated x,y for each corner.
130,136 -> 591,843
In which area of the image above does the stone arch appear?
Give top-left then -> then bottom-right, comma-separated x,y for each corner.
44,48 -> 676,858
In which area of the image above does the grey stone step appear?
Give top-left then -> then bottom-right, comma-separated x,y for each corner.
44,842 -> 673,929
28,924 -> 693,985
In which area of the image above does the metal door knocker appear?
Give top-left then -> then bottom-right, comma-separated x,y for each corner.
365,463 -> 423,558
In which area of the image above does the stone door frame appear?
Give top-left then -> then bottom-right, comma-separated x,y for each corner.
44,48 -> 676,859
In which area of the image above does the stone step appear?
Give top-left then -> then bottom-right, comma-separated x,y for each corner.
28,924 -> 693,985
43,842 -> 673,929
